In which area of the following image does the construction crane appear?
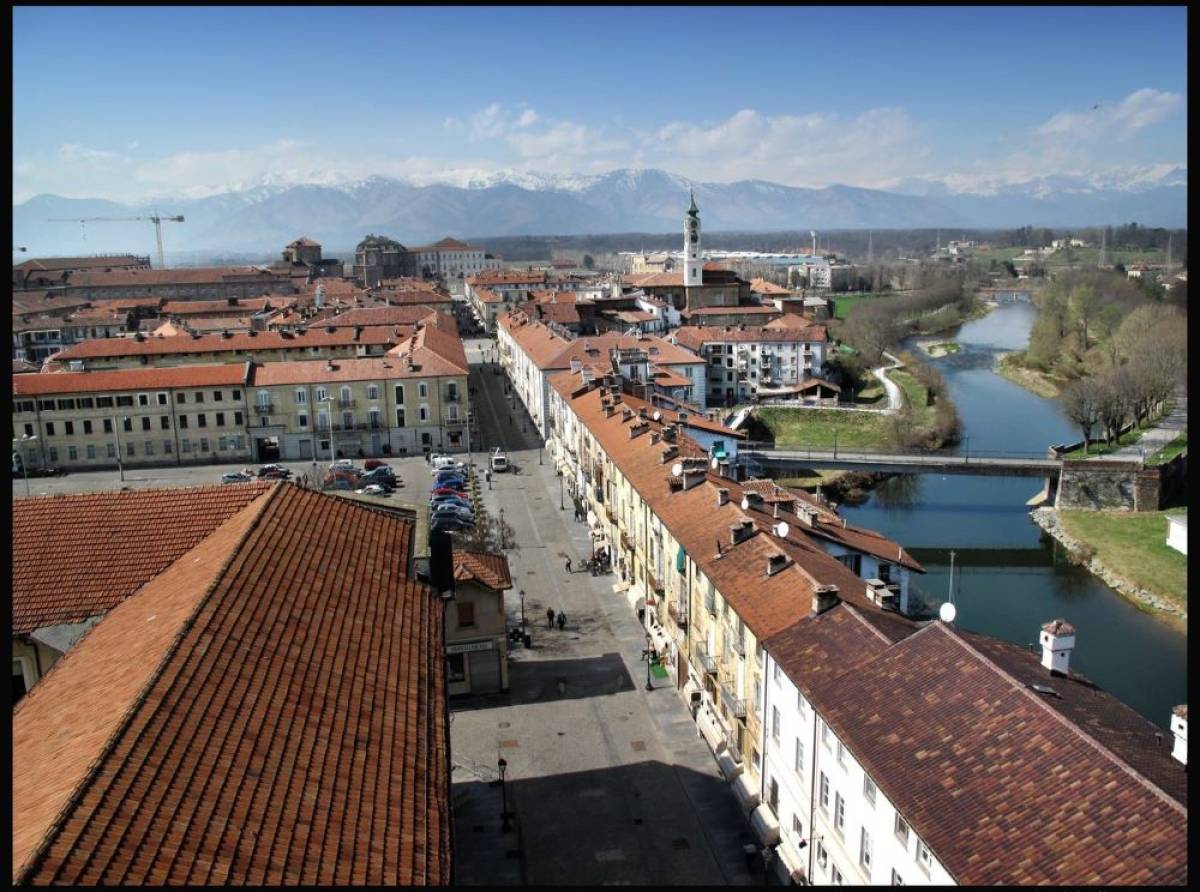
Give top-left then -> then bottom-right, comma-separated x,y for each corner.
47,210 -> 184,269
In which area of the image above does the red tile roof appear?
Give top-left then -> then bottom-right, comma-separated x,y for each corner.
12,363 -> 250,397
14,255 -> 148,273
64,266 -> 294,288
673,323 -> 827,349
808,622 -> 1187,885
499,313 -> 701,370
161,296 -> 293,316
11,293 -> 93,318
12,483 -> 271,633
49,325 -> 402,361
453,550 -> 513,590
325,305 -> 444,328
13,484 -> 451,885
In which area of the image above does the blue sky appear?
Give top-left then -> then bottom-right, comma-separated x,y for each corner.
12,5 -> 1188,202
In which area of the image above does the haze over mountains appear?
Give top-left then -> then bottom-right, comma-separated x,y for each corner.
13,167 -> 1186,259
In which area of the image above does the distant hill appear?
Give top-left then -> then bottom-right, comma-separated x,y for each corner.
12,167 -> 1186,259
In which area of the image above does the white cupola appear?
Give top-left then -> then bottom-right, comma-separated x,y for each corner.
1039,618 -> 1076,675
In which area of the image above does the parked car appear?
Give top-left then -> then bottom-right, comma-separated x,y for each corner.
429,453 -> 456,467
432,504 -> 474,521
430,493 -> 472,508
363,459 -> 390,471
360,466 -> 397,483
329,459 -> 362,474
257,463 -> 292,478
355,484 -> 390,497
431,516 -> 475,533
433,471 -> 466,485
430,462 -> 465,476
221,472 -> 254,484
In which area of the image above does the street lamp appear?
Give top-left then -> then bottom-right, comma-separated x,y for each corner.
644,630 -> 654,691
519,588 -> 526,633
498,757 -> 512,832
559,472 -> 564,510
113,416 -> 128,482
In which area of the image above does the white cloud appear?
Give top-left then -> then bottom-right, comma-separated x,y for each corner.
1036,88 -> 1182,143
57,143 -> 126,166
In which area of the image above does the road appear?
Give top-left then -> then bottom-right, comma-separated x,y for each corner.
452,336 -> 766,886
1101,388 -> 1187,461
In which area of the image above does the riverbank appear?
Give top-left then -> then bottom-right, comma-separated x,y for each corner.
913,337 -> 961,358
995,352 -> 1065,398
1030,507 -> 1187,631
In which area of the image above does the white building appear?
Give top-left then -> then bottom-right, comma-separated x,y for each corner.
672,324 -> 830,407
1167,513 -> 1187,555
410,237 -> 494,280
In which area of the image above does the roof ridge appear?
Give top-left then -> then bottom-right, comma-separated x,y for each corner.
940,622 -> 1186,814
13,483 -> 284,883
840,601 -> 895,644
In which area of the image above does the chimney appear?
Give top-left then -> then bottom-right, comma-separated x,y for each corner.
650,430 -> 661,445
1170,705 -> 1187,766
621,407 -> 633,422
717,488 -> 730,507
682,468 -> 706,490
766,553 -> 790,577
741,491 -> 764,511
428,528 -> 455,596
660,444 -> 679,463
865,578 -> 896,609
729,519 -> 755,545
638,406 -> 648,421
811,584 -> 839,616
603,404 -> 615,417
1039,619 -> 1076,676
661,425 -> 677,443
797,505 -> 819,527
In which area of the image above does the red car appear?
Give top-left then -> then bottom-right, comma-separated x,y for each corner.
364,459 -> 389,471
431,485 -> 467,497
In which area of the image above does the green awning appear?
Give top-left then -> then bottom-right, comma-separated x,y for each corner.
676,544 -> 687,573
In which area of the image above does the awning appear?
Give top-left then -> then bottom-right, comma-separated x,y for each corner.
676,544 -> 687,574
750,803 -> 780,845
733,773 -> 760,813
697,703 -> 729,758
776,839 -> 807,885
648,622 -> 671,656
625,582 -> 646,613
717,749 -> 742,782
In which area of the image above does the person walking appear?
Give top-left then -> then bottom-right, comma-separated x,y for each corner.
564,557 -> 572,574
556,611 -> 566,631
546,607 -> 555,629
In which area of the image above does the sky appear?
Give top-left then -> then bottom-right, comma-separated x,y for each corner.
12,5 -> 1188,203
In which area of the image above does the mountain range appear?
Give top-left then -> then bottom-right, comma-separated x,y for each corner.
12,167 -> 1186,259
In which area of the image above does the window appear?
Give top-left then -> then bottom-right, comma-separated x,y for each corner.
836,738 -> 846,766
367,384 -> 379,400
447,382 -> 458,401
144,440 -> 154,455
161,416 -> 171,430
13,657 -> 35,704
877,562 -> 893,584
771,706 -> 781,741
23,422 -> 34,438
794,737 -> 804,775
15,400 -> 35,414
836,552 -> 862,575
200,437 -> 209,452
176,392 -> 186,403
48,446 -> 59,462
448,404 -> 459,421
179,415 -> 189,429
819,773 -> 829,812
141,417 -> 151,431
446,653 -> 466,683
57,399 -> 76,411
860,827 -> 873,871
916,840 -> 932,874
234,411 -> 243,425
116,395 -> 133,407
181,439 -> 191,453
44,421 -> 57,437
772,662 -> 781,684
107,443 -> 116,458
863,776 -> 877,806
298,413 -> 308,428
87,444 -> 96,459
395,407 -> 406,427
194,391 -> 204,403
894,813 -> 910,846
792,815 -> 803,839
64,421 -> 74,435
163,440 -> 173,454
216,412 -> 226,426
68,446 -> 78,461
834,792 -> 845,835
197,414 -> 207,428
821,719 -> 832,749
83,420 -> 93,435
891,869 -> 905,886
315,387 -> 328,402
768,776 -> 779,811
296,388 -> 307,404
157,392 -> 168,406
830,864 -> 843,886
418,405 -> 429,422
458,602 -> 475,628
231,389 -> 241,400
816,841 -> 828,870
213,390 -> 223,401
418,382 -> 428,399
138,393 -> 150,407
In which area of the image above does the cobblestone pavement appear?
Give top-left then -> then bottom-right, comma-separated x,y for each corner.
451,344 -> 765,886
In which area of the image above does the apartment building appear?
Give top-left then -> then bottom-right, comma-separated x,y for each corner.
498,311 -> 707,437
446,550 -> 513,695
542,374 -> 923,807
12,254 -> 151,290
410,237 -> 499,280
465,269 -> 580,331
13,324 -> 470,469
48,265 -> 295,301
672,323 -> 829,407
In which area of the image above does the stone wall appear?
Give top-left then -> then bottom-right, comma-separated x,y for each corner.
1055,455 -> 1186,512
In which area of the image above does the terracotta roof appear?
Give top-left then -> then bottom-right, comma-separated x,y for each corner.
13,363 -> 250,397
14,255 -> 147,273
623,267 -> 745,288
88,296 -> 168,311
764,601 -> 893,691
49,325 -> 402,361
518,300 -> 581,326
413,236 -> 479,252
673,324 -> 827,350
499,313 -> 701,370
681,305 -> 780,318
13,358 -> 40,374
12,483 -> 271,633
251,350 -> 461,387
372,290 -> 454,306
63,305 -> 133,324
605,309 -> 657,323
808,622 -> 1187,885
161,297 -> 292,316
173,315 -> 255,333
468,270 -> 547,286
749,278 -> 793,294
385,322 -> 469,374
12,484 -> 451,885
11,293 -> 93,318
325,305 -> 443,328
377,277 -> 444,292
473,286 -> 503,304
453,550 -> 513,590
64,266 -> 294,288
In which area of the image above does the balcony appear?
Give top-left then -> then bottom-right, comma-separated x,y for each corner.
695,643 -> 718,675
253,403 -> 274,414
667,602 -> 688,630
720,686 -> 747,720
647,569 -> 665,596
619,529 -> 632,552
728,634 -> 746,657
337,398 -> 355,408
704,592 -> 716,615
446,392 -> 460,402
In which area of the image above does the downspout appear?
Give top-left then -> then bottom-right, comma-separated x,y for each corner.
169,385 -> 182,465
761,652 -> 771,807
807,702 -> 819,883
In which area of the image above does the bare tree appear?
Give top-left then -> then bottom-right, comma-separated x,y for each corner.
1060,379 -> 1102,453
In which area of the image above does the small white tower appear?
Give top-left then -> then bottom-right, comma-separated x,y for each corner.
683,190 -> 702,287
1170,705 -> 1187,766
1039,618 -> 1076,675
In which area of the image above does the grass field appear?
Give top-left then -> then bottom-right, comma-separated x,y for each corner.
1147,434 -> 1188,466
1058,509 -> 1188,617
890,370 -> 932,427
832,293 -> 891,319
756,406 -> 896,451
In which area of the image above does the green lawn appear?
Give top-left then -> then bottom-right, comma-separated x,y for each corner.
1147,434 -> 1188,466
890,370 -> 932,428
854,379 -> 886,406
756,406 -> 896,451
1058,510 -> 1188,617
833,293 -> 891,320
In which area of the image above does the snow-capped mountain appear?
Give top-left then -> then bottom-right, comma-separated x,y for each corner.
12,166 -> 1185,258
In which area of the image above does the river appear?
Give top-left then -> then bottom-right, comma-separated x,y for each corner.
838,301 -> 1187,729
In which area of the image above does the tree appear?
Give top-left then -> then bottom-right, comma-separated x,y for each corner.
1093,372 -> 1129,445
452,499 -> 518,555
582,254 -> 595,270
1069,284 -> 1102,348
1060,379 -> 1102,453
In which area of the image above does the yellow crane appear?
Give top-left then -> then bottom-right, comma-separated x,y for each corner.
47,210 -> 185,269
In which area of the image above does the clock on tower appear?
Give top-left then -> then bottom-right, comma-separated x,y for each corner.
684,190 -> 702,287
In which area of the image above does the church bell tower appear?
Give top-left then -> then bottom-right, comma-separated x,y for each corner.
683,189 -> 702,287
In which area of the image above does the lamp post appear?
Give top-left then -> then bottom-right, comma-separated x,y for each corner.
114,416 -> 128,482
644,630 -> 654,691
519,588 -> 526,633
498,757 -> 512,832
559,472 -> 564,510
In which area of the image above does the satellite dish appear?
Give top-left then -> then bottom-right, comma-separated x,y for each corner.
671,462 -> 683,477
652,410 -> 661,421
711,457 -> 720,469
939,602 -> 957,624
775,521 -> 789,538
740,497 -> 750,511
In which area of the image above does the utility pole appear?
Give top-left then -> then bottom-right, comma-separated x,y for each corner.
1099,226 -> 1107,269
1166,231 -> 1173,270
867,230 -> 873,265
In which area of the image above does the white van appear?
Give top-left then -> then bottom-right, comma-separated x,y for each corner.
490,449 -> 509,472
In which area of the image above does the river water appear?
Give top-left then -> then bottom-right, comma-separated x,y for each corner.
838,301 -> 1187,728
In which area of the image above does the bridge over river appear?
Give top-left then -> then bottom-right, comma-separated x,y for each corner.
741,444 -> 1081,478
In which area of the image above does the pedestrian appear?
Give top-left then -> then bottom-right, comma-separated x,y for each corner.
564,557 -> 572,574
556,611 -> 566,631
546,607 -> 555,629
